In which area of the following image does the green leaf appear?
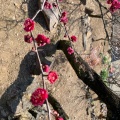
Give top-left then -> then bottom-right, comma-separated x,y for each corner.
100,69 -> 108,81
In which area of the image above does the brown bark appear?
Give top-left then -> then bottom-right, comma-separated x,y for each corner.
48,94 -> 69,120
57,40 -> 120,119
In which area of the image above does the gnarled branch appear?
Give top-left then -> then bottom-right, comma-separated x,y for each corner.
57,40 -> 120,119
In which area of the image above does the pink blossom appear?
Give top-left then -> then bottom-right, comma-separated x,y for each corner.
52,2 -> 58,8
64,33 -> 67,37
59,0 -> 63,2
71,35 -> 77,42
109,66 -> 115,73
107,0 -> 120,12
111,1 -> 120,12
35,34 -> 50,46
31,47 -> 36,52
47,71 -> 58,84
30,88 -> 48,106
67,47 -> 74,55
24,34 -> 33,43
107,0 -> 113,4
53,110 -> 59,117
61,11 -> 67,17
42,65 -> 50,73
56,117 -> 64,120
60,17 -> 68,25
44,1 -> 52,9
60,11 -> 68,25
24,18 -> 35,32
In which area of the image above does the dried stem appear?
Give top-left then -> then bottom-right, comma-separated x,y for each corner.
30,32 -> 44,74
30,1 -> 52,119
46,99 -> 52,120
95,0 -> 111,52
31,1 -> 71,120
55,0 -> 71,40
30,32 -> 51,120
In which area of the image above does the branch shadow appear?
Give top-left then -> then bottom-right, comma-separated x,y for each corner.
0,44 -> 57,119
80,0 -> 86,5
27,0 -> 48,30
0,52 -> 36,119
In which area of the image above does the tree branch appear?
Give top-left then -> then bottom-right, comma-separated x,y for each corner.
57,40 -> 120,117
48,94 -> 69,120
33,41 -> 120,119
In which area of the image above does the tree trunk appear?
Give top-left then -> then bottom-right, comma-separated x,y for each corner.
57,40 -> 120,119
48,94 -> 69,120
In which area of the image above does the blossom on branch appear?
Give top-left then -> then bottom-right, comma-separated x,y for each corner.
59,0 -> 63,2
31,47 -> 36,52
60,11 -> 68,25
35,34 -> 50,46
56,117 -> 64,120
52,2 -> 58,8
107,0 -> 120,12
24,34 -> 33,43
47,71 -> 58,84
30,88 -> 48,106
67,47 -> 74,55
107,0 -> 113,4
109,66 -> 115,73
42,65 -> 50,73
71,35 -> 77,42
24,18 -> 35,32
44,1 -> 52,9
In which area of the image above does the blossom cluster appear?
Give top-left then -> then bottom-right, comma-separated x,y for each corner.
107,0 -> 120,12
30,72 -> 58,106
24,18 -> 34,32
23,0 -> 118,119
23,1 -> 79,120
60,11 -> 68,25
44,0 -> 63,9
35,34 -> 50,46
23,17 -> 59,108
53,110 -> 64,120
23,1 -> 77,55
56,117 -> 64,120
44,1 -> 52,9
30,88 -> 48,106
83,47 -> 101,67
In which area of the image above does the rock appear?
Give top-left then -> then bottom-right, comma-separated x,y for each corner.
38,0 -> 60,31
1,110 -> 8,117
111,10 -> 120,61
7,96 -> 22,114
22,4 -> 28,12
13,76 -> 41,116
109,60 -> 120,96
0,106 -> 9,117
81,14 -> 92,51
85,0 -> 95,14
19,111 -> 36,120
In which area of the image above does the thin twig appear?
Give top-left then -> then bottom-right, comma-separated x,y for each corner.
55,0 -> 73,46
52,4 -> 95,81
46,99 -> 51,120
95,0 -> 111,53
30,32 -> 44,74
30,1 -> 52,119
32,0 -> 46,20
30,32 -> 51,120
30,31 -> 52,120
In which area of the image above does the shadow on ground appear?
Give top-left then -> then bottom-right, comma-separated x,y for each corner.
27,0 -> 48,30
0,44 -> 56,119
0,52 -> 35,119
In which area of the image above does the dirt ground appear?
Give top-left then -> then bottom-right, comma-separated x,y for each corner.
0,0 -> 111,119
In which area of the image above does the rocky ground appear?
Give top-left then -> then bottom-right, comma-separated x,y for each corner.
0,0 -> 116,119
